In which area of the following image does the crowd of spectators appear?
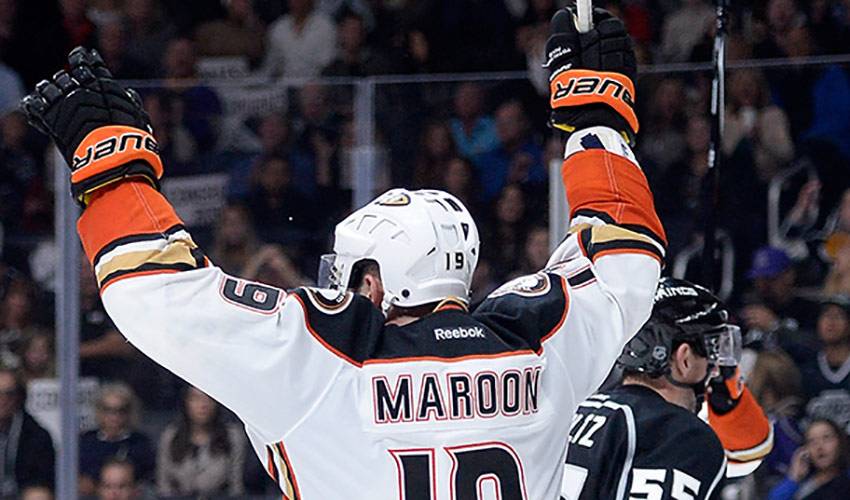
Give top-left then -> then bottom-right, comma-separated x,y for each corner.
1,0 -> 850,497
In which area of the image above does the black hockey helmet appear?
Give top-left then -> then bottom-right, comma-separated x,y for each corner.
617,277 -> 742,377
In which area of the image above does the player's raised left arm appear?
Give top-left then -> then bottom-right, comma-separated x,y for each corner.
540,7 -> 665,392
20,49 -> 346,439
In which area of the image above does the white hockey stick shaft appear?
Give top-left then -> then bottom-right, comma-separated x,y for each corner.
576,0 -> 593,33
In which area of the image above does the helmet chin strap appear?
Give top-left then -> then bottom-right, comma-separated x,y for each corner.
664,372 -> 709,413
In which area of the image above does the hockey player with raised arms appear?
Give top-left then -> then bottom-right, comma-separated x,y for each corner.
21,6 -> 662,499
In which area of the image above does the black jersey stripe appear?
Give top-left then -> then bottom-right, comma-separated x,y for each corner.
567,268 -> 595,288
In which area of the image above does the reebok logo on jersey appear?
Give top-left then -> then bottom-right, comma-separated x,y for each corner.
434,326 -> 485,341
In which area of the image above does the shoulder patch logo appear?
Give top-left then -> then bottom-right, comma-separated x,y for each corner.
304,287 -> 354,315
488,272 -> 551,299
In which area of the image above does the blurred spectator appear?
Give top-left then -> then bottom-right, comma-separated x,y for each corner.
743,246 -> 821,332
755,0 -> 805,59
0,61 -> 23,115
79,259 -> 135,384
98,458 -> 139,500
740,247 -> 821,364
156,386 -> 245,497
822,188 -> 850,265
652,114 -> 711,254
801,296 -> 850,432
413,121 -> 457,188
224,112 -> 316,198
210,203 -> 261,275
292,83 -> 339,195
162,37 -> 223,153
481,184 -> 528,282
242,244 -> 310,289
244,155 -> 317,245
516,0 -> 555,95
438,157 -> 483,218
0,273 -> 36,369
19,329 -> 54,384
781,180 -> 822,264
60,0 -> 96,51
724,69 -> 794,181
474,100 -> 545,201
124,0 -> 177,73
768,418 -> 850,499
20,486 -> 53,500
514,0 -> 555,56
322,11 -> 393,77
262,0 -> 337,77
750,350 -> 806,488
825,245 -> 850,297
0,368 -> 54,496
141,92 -> 197,173
411,0 -> 519,72
449,82 -> 499,160
659,0 -> 714,62
518,225 -> 550,275
638,78 -> 688,179
0,111 -> 50,237
96,18 -> 150,80
79,383 -> 155,497
194,0 -> 265,66
767,23 -> 850,162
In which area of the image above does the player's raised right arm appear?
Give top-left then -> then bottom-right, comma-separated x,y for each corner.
543,7 -> 666,394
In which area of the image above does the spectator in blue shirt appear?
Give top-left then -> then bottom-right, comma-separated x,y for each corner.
769,418 -> 850,500
474,100 -> 545,201
449,82 -> 499,160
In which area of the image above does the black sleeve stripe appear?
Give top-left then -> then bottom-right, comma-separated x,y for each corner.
99,261 -> 199,290
92,223 -> 186,266
573,208 -> 617,225
567,268 -> 595,288
618,223 -> 667,250
588,239 -> 664,260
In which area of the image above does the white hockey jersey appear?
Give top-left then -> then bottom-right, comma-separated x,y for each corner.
77,127 -> 665,499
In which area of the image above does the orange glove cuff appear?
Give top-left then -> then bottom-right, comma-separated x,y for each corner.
549,69 -> 639,134
71,125 -> 163,186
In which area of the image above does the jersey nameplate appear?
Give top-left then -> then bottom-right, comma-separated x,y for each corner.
370,366 -> 543,426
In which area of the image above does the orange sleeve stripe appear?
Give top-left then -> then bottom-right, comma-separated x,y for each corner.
77,181 -> 184,266
563,150 -> 666,246
709,387 -> 772,456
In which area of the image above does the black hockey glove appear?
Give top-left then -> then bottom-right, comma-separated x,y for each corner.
707,366 -> 745,415
545,6 -> 638,143
21,47 -> 162,206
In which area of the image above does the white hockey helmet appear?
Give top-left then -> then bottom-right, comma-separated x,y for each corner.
319,188 -> 480,311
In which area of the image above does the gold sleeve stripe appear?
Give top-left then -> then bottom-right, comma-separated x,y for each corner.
271,441 -> 301,500
577,224 -> 666,262
95,239 -> 202,288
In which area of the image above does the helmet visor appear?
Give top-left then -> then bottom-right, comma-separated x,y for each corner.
317,254 -> 340,289
703,324 -> 742,367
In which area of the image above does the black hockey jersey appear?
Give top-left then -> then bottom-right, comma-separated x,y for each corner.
802,353 -> 850,432
563,385 -> 727,500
